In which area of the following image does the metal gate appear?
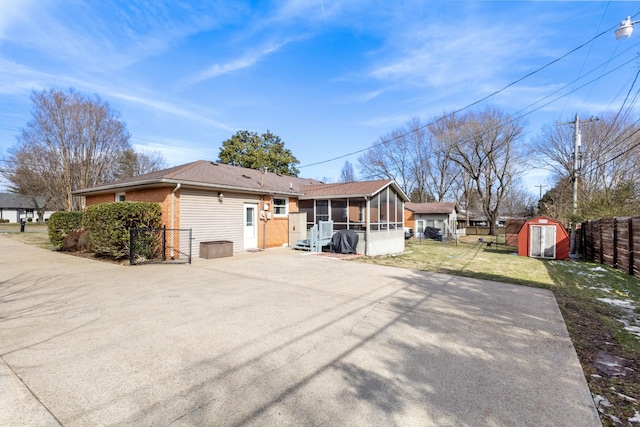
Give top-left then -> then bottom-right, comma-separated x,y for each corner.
129,227 -> 192,265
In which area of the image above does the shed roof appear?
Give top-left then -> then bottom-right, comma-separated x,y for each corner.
405,202 -> 458,214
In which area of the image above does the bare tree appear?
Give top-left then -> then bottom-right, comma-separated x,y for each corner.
405,117 -> 432,202
450,170 -> 475,227
112,149 -> 167,180
501,179 -> 537,218
533,112 -> 640,220
2,88 -> 131,211
358,116 -> 457,201
538,176 -> 573,224
357,128 -> 412,195
432,106 -> 525,235
416,113 -> 461,202
339,160 -> 356,183
1,145 -> 57,221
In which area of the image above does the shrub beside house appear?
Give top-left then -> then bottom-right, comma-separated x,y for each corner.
47,203 -> 163,260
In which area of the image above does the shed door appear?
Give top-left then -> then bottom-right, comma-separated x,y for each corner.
530,225 -> 556,259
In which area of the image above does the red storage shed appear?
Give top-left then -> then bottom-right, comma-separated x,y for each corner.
517,216 -> 569,260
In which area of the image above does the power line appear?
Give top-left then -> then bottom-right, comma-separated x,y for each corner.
594,65 -> 640,155
300,18 -> 625,170
582,123 -> 640,175
306,53 -> 640,189
560,1 -> 616,116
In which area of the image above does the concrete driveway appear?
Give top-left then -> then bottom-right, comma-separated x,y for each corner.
0,236 -> 600,426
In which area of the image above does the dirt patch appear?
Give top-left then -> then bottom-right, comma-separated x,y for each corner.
558,294 -> 640,426
593,351 -> 635,377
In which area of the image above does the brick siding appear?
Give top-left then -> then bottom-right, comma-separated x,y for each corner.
84,187 -> 179,229
85,194 -> 115,206
404,209 -> 415,228
86,189 -> 297,249
260,196 -> 297,248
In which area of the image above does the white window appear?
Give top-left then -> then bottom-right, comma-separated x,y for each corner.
273,197 -> 287,216
115,192 -> 126,202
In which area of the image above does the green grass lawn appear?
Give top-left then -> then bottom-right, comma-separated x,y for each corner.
359,236 -> 640,426
0,223 -> 54,249
0,222 -> 48,232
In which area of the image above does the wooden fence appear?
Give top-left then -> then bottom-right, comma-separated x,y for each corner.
580,216 -> 640,278
465,226 -> 506,236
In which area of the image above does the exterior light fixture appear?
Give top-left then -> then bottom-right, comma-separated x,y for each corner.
616,16 -> 640,40
218,192 -> 224,202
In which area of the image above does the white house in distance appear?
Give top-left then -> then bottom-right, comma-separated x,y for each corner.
404,202 -> 458,238
0,193 -> 55,223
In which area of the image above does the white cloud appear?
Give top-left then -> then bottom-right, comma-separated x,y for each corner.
131,138 -> 218,166
338,88 -> 389,104
0,58 -> 236,135
0,1 -> 37,39
270,0 -> 348,25
103,90 -> 234,130
0,1 -> 239,72
369,18 -> 540,92
357,113 -> 412,128
183,40 -> 295,86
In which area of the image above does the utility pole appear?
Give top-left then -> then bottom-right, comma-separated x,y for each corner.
571,114 -> 580,255
534,184 -> 547,200
557,114 -> 598,258
535,184 -> 547,216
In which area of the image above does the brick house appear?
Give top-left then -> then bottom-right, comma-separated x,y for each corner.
74,160 -> 408,257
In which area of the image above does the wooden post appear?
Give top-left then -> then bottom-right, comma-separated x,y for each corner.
630,217 -> 635,277
599,219 -> 604,264
162,225 -> 167,261
613,218 -> 618,269
129,228 -> 135,265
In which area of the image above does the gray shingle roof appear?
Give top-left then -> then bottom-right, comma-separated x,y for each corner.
74,160 -> 324,195
0,193 -> 44,209
405,202 -> 458,214
73,160 -> 409,201
300,180 -> 399,198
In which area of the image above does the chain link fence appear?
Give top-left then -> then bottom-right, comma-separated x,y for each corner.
129,227 -> 192,265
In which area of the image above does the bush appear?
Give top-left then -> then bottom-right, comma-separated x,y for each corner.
48,211 -> 83,248
82,202 -> 162,260
0,218 -> 9,223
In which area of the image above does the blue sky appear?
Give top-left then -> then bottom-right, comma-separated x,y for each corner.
1,1 -> 640,195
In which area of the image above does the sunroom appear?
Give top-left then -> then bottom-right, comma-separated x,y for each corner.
298,179 -> 409,256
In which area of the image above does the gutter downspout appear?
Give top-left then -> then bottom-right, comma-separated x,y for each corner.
170,183 -> 181,259
262,195 -> 270,250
